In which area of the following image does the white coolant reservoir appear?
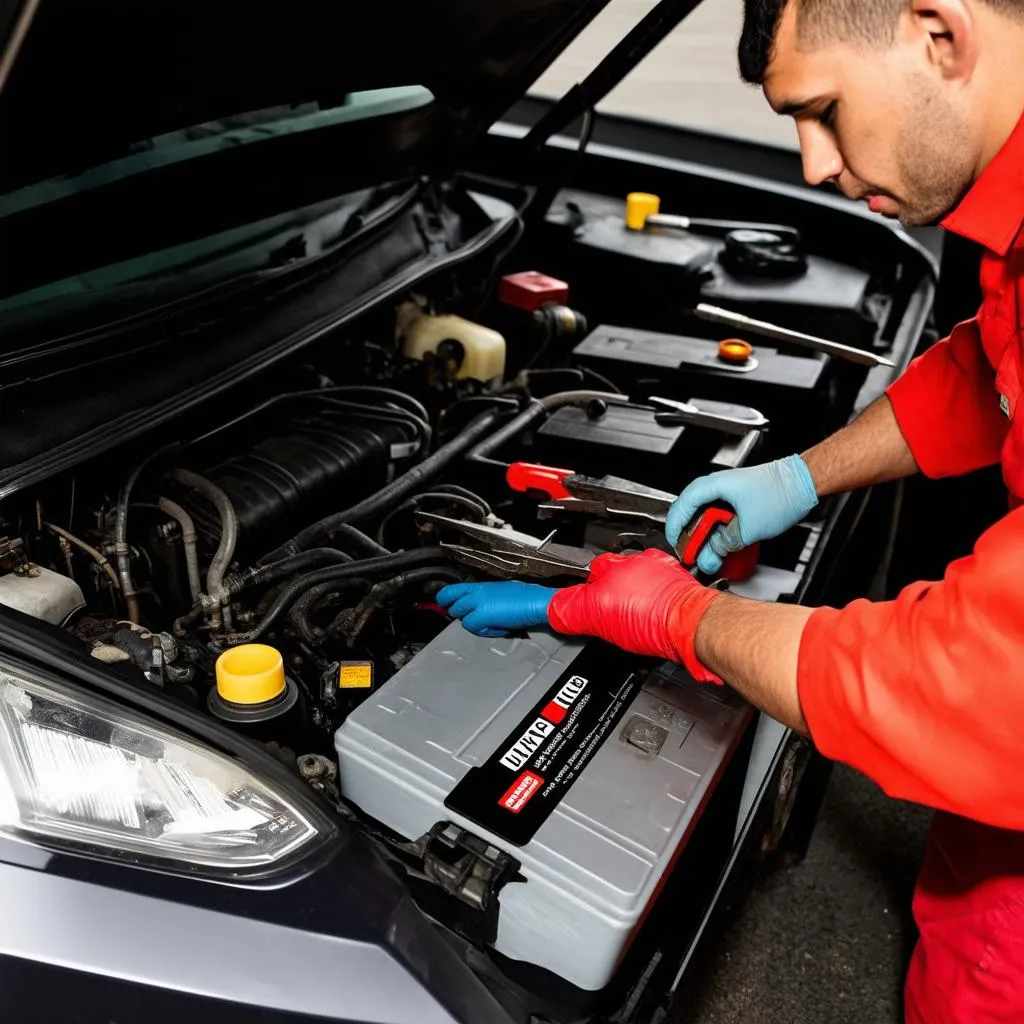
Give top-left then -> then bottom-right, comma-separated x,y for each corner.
401,312 -> 506,382
0,565 -> 85,625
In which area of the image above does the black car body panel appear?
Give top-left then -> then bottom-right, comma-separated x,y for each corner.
1,0 -> 612,191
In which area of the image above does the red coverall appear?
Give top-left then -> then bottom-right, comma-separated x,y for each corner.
797,113 -> 1024,1022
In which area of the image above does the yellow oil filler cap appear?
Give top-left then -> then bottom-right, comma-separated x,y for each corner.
215,644 -> 286,705
625,192 -> 661,231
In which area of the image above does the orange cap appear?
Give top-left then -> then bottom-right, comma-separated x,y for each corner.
718,338 -> 754,364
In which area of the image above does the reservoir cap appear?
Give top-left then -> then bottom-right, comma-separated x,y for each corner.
216,644 -> 286,705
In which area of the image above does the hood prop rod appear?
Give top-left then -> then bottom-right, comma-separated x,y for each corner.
524,0 -> 705,150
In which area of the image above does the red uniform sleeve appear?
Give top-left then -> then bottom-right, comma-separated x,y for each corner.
797,506 -> 1024,830
886,317 -> 1007,477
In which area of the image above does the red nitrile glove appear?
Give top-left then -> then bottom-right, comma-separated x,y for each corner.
547,548 -> 724,683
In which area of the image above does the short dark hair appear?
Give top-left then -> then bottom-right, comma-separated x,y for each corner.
738,0 -> 1024,85
738,0 -> 788,85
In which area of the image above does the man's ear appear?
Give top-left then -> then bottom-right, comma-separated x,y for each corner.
907,0 -> 978,82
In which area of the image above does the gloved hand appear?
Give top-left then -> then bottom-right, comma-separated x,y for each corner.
665,455 -> 818,576
436,581 -> 556,638
548,548 -> 723,682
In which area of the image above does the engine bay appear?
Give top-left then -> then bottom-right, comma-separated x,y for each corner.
0,183 -> 933,1012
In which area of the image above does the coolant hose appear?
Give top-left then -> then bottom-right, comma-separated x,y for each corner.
157,497 -> 202,604
240,548 -> 450,644
260,408 -> 505,563
170,469 -> 239,631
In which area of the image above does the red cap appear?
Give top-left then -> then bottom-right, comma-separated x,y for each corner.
499,271 -> 570,313
721,544 -> 760,582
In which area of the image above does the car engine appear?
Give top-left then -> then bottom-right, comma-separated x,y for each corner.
0,188 -> 925,1004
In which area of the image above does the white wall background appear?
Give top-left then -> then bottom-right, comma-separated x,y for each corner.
530,0 -> 798,149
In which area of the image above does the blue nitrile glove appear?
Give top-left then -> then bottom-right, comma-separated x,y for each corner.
664,455 -> 818,576
436,581 -> 557,638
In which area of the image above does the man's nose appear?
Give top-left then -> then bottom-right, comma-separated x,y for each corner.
797,122 -> 843,186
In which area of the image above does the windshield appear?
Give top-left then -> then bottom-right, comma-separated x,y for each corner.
0,87 -> 435,336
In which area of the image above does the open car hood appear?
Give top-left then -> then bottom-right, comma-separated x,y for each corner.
0,0 -> 611,192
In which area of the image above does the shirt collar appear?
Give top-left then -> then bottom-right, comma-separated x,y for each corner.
941,109 -> 1024,256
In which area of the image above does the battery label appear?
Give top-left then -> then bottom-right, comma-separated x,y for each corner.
499,771 -> 544,813
445,642 -> 643,846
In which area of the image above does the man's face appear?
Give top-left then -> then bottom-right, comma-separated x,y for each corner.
763,1 -> 976,226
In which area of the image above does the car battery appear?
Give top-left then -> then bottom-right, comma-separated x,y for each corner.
531,400 -> 762,489
335,623 -> 751,991
572,324 -> 835,453
544,190 -> 881,347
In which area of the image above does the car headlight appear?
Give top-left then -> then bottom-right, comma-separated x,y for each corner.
0,660 -> 323,874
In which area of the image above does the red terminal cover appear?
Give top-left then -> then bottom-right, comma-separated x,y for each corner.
506,461 -> 574,500
499,271 -> 570,313
679,506 -> 760,583
721,544 -> 760,583
679,507 -> 735,567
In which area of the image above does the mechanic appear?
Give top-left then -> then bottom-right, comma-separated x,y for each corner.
438,0 -> 1024,1019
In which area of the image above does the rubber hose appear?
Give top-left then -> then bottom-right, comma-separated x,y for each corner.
538,389 -> 631,411
260,408 -> 504,562
326,385 -> 430,425
288,577 -> 374,648
376,492 -> 486,546
241,548 -> 449,643
45,524 -> 121,591
329,524 -> 391,558
173,604 -> 204,636
312,397 -> 429,452
228,547 -> 355,597
468,390 -> 631,468
114,463 -> 148,622
345,567 -> 461,643
114,442 -> 182,624
467,399 -> 545,465
157,498 -> 202,603
170,469 -> 239,631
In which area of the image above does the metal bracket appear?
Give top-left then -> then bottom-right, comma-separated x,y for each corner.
421,823 -> 520,913
0,537 -> 28,576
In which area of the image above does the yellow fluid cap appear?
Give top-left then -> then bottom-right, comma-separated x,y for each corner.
718,338 -> 754,364
216,644 -> 286,705
625,192 -> 660,230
